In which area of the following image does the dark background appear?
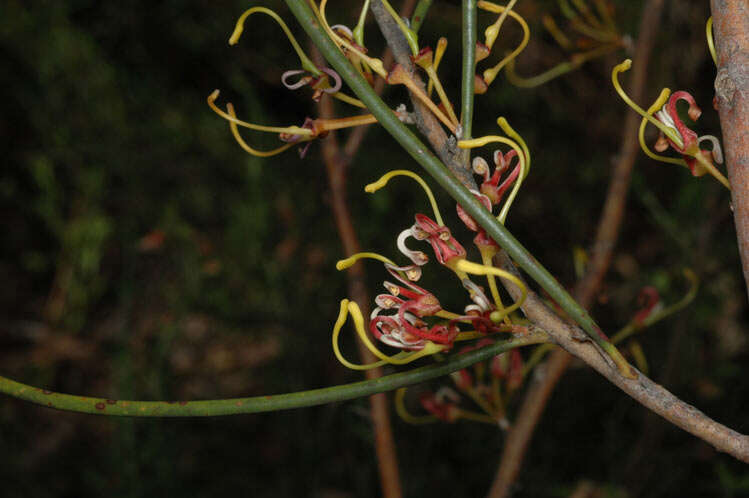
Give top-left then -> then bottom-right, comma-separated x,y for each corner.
1,1 -> 747,496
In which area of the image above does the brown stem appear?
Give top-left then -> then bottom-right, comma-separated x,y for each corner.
496,252 -> 749,463
486,1 -> 667,496
710,0 -> 749,300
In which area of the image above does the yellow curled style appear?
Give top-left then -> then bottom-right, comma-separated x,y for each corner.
331,300 -> 446,370
336,252 -> 397,270
229,7 -> 320,76
454,260 -> 527,320
477,1 -> 530,86
637,89 -> 688,168
207,90 -> 313,136
611,60 -> 684,149
706,17 -> 717,66
457,134 -> 526,224
226,103 -> 296,157
365,170 -> 445,226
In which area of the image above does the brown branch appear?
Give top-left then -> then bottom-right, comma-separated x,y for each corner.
710,0 -> 749,300
496,252 -> 749,463
486,1 -> 667,496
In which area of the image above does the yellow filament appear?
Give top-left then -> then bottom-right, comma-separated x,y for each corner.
394,388 -> 438,424
336,252 -> 397,270
593,0 -> 616,31
611,60 -> 684,149
396,74 -> 458,134
706,17 -> 717,65
506,42 -> 620,88
381,0 -> 419,55
542,15 -> 573,50
628,340 -> 649,375
353,0 -> 371,46
428,37 -> 448,97
481,249 -> 511,326
454,260 -> 527,319
208,90 -> 313,136
457,134 -> 526,224
229,7 -> 320,76
319,114 -> 379,131
480,0 -> 518,51
332,300 -> 446,370
317,0 -> 387,77
571,0 -> 603,30
226,103 -> 296,157
365,170 -> 445,226
478,3 -> 530,86
331,92 -> 367,108
497,117 -> 531,178
425,66 -> 459,126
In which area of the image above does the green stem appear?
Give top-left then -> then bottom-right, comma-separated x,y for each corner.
0,334 -> 545,417
285,0 -> 634,378
461,0 -> 477,139
410,0 -> 433,34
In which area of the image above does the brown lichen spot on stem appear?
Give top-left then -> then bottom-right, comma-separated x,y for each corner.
715,68 -> 738,108
178,401 -> 188,406
95,402 -> 106,410
42,390 -> 52,395
106,399 -> 117,405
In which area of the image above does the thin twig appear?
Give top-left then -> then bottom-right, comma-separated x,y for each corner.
710,0 -> 749,301
486,1 -> 667,496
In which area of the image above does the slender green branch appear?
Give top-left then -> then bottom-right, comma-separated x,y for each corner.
410,0 -> 433,33
0,333 -> 546,417
285,0 -> 634,378
461,0 -> 477,138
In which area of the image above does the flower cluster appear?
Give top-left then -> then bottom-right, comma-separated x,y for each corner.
612,59 -> 729,189
395,338 -> 526,426
333,169 -> 529,370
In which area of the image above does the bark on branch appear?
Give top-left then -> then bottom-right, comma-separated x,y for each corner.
710,0 -> 749,300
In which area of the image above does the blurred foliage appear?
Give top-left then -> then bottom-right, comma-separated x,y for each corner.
0,0 -> 747,497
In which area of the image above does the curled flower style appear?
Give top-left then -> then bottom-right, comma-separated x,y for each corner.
612,59 -> 729,189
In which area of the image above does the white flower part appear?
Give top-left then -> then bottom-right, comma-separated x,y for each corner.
472,156 -> 490,180
397,228 -> 429,265
462,279 -> 493,312
330,24 -> 353,39
464,303 -> 483,315
655,107 -> 683,142
371,307 -> 384,320
698,135 -> 724,164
